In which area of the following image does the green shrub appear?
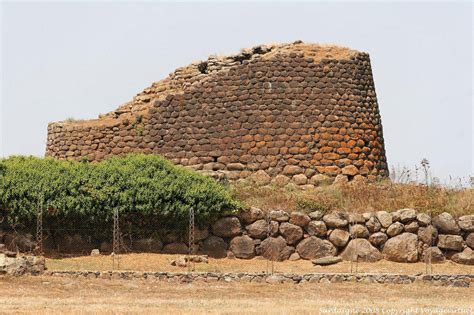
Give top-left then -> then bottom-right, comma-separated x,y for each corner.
0,154 -> 239,231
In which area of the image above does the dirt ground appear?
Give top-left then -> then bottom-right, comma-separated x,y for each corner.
46,253 -> 474,275
0,275 -> 472,314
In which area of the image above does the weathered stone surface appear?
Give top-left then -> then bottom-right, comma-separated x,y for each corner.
0,254 -> 45,276
290,212 -> 311,227
283,165 -> 303,176
246,219 -> 278,239
404,221 -> 419,233
398,209 -> 417,223
293,174 -> 308,185
200,236 -> 227,258
368,232 -> 388,247
248,170 -> 271,186
162,242 -> 188,254
323,212 -> 348,228
306,221 -> 327,237
279,223 -> 303,245
451,247 -> 474,265
466,233 -> 474,249
90,249 -> 100,257
376,211 -> 392,228
240,207 -> 265,224
288,252 -> 300,261
418,225 -> 438,245
366,216 -> 381,233
296,237 -> 336,260
349,224 -> 370,239
383,233 -> 419,263
133,238 -> 163,253
229,235 -> 255,259
259,236 -> 291,261
340,239 -> 382,262
348,213 -> 365,224
341,165 -> 359,177
193,226 -> 210,242
312,256 -> 342,266
458,215 -> 474,232
416,213 -> 431,226
309,174 -> 333,186
308,210 -> 324,220
270,210 -> 290,222
328,229 -> 350,247
437,235 -> 464,251
422,247 -> 445,264
432,212 -> 460,235
212,217 -> 242,237
387,222 -> 404,237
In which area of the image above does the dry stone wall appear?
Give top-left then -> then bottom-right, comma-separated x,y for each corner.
46,41 -> 388,182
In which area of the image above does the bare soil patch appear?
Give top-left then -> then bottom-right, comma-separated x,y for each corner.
0,275 -> 472,314
46,253 -> 474,275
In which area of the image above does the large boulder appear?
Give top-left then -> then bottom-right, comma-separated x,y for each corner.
259,236 -> 293,261
398,208 -> 417,223
383,233 -> 419,263
348,213 -> 365,224
369,232 -> 388,247
340,239 -> 382,262
239,207 -> 265,224
133,238 -> 163,253
271,174 -> 290,187
246,219 -> 278,239
349,224 -> 369,239
451,248 -> 474,265
404,221 -> 419,233
296,236 -> 336,260
422,247 -> 445,264
269,210 -> 290,222
290,212 -> 311,227
306,221 -> 327,237
416,213 -> 431,226
310,174 -> 333,186
162,242 -> 188,254
323,212 -> 348,228
212,217 -> 242,238
279,223 -> 303,245
418,225 -> 438,245
376,211 -> 392,228
432,212 -> 460,234
328,229 -> 350,247
200,236 -> 227,258
308,210 -> 324,220
458,215 -> 474,232
437,234 -> 464,251
386,222 -> 404,237
366,216 -> 381,233
466,233 -> 474,249
3,233 -> 36,252
248,170 -> 271,186
229,235 -> 255,259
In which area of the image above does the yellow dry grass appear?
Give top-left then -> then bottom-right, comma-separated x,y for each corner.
0,275 -> 472,314
45,253 -> 474,275
230,179 -> 474,216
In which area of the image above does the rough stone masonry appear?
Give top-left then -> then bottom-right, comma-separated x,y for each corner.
45,41 -> 388,182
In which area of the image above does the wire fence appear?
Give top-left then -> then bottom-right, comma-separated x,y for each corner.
0,208 -> 445,277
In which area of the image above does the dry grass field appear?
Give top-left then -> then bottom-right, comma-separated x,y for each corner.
0,275 -> 472,314
230,179 -> 474,216
45,253 -> 474,275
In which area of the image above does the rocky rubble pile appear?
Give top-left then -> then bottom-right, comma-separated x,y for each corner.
0,250 -> 45,276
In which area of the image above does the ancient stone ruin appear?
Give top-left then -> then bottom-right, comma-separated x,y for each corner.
46,41 -> 388,182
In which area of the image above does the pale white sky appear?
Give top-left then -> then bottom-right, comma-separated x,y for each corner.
1,1 -> 472,182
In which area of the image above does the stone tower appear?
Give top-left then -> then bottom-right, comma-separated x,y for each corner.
46,41 -> 388,183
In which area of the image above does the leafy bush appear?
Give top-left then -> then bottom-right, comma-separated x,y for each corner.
0,154 -> 239,231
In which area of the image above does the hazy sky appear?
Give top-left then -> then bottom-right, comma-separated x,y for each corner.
1,1 -> 472,182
